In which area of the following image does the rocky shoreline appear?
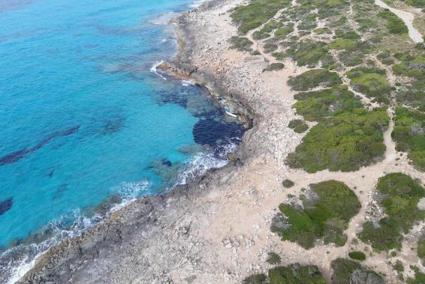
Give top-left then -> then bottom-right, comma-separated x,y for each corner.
16,1 -> 266,283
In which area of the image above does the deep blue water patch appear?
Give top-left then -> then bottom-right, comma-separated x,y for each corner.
193,119 -> 245,147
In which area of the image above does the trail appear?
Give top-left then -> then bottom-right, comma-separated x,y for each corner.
375,0 -> 424,43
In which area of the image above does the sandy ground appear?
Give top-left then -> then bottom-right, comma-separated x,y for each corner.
18,0 -> 425,283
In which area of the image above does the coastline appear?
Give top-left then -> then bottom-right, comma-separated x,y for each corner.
14,0 -> 425,283
15,1 -> 261,283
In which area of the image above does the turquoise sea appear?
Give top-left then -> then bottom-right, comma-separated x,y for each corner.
0,0 -> 243,281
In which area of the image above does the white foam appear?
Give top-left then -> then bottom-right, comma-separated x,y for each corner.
181,79 -> 195,86
175,142 -> 238,185
2,181 -> 150,284
150,60 -> 167,80
189,0 -> 207,8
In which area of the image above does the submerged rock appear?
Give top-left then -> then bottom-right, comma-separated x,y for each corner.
0,198 -> 12,215
193,118 -> 244,147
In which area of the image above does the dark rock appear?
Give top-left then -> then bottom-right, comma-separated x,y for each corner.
0,198 -> 12,215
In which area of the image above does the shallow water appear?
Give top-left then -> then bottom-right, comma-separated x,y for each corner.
0,0 -> 243,281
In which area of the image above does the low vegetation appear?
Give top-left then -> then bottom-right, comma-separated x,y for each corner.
287,109 -> 388,172
393,107 -> 425,171
359,173 -> 425,251
288,119 -> 308,133
348,251 -> 366,261
288,69 -> 341,92
378,10 -> 408,34
272,180 -> 360,249
282,179 -> 295,188
231,0 -> 291,34
243,264 -> 326,284
229,36 -> 253,52
293,86 -> 362,122
346,67 -> 391,103
331,258 -> 384,284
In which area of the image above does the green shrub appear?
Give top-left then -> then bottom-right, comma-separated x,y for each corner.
268,264 -> 326,284
287,41 -> 330,67
274,25 -> 294,39
288,69 -> 342,91
264,63 -> 285,72
392,107 -> 425,170
346,67 -> 391,103
329,38 -> 358,51
243,274 -> 267,284
348,251 -> 366,261
287,109 -> 388,172
266,252 -> 282,264
272,180 -> 360,249
288,119 -> 309,133
229,36 -> 253,52
331,258 -> 384,284
378,9 -> 408,34
359,173 -> 425,251
418,238 -> 425,265
408,269 -> 425,284
231,0 -> 291,34
294,86 -> 362,122
282,179 -> 295,188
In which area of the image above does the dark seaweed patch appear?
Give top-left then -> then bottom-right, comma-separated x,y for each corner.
0,126 -> 79,166
193,119 -> 244,147
0,198 -> 13,215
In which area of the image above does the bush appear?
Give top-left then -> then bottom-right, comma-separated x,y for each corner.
294,86 -> 362,122
348,251 -> 366,261
243,274 -> 268,284
272,180 -> 360,249
346,67 -> 391,103
378,9 -> 408,34
229,36 -> 253,52
282,179 -> 295,188
264,63 -> 285,72
359,173 -> 425,251
287,108 -> 388,172
288,69 -> 342,91
392,107 -> 425,170
269,264 -> 326,284
288,119 -> 309,133
266,252 -> 282,264
287,41 -> 330,67
331,258 -> 384,284
231,0 -> 291,34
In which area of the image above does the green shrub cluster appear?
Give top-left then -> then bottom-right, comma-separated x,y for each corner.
287,41 -> 330,67
417,238 -> 425,264
243,264 -> 326,284
229,36 -> 253,52
288,119 -> 308,133
253,20 -> 283,40
266,252 -> 282,264
287,108 -> 388,172
393,107 -> 425,170
408,269 -> 425,284
272,180 -> 360,249
348,251 -> 366,261
231,0 -> 291,34
294,86 -> 362,122
331,258 -> 384,284
378,9 -> 408,34
359,173 -> 425,251
282,179 -> 295,188
288,69 -> 341,91
393,53 -> 425,80
346,67 -> 391,103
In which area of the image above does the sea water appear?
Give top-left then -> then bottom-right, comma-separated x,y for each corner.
0,0 -> 243,281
